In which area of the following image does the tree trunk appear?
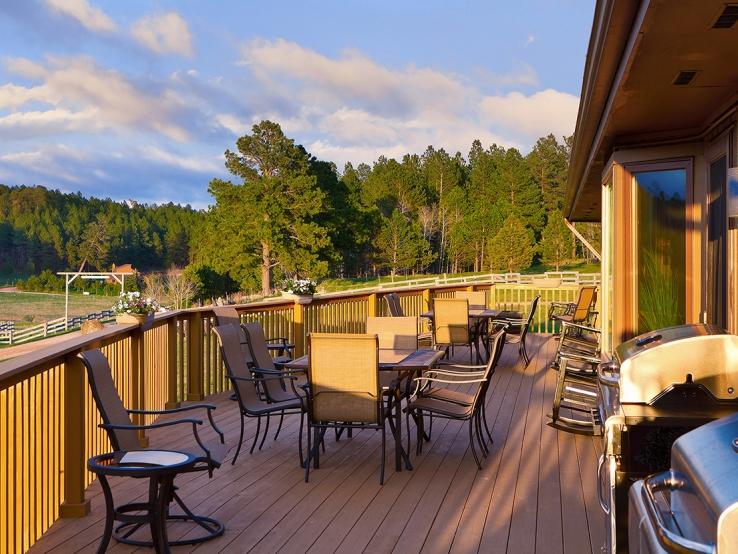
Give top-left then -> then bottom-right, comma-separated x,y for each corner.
261,241 -> 271,296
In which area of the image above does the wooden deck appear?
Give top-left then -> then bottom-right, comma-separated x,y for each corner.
30,334 -> 605,553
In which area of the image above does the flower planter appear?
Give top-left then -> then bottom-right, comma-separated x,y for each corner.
116,313 -> 154,330
282,292 -> 314,305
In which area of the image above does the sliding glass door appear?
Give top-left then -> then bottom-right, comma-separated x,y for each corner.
631,164 -> 689,334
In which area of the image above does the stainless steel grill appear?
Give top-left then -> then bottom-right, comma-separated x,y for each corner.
628,412 -> 738,553
597,324 -> 738,553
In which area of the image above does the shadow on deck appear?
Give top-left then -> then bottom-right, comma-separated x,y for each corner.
30,334 -> 605,553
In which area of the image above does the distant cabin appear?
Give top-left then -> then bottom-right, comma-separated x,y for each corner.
108,263 -> 136,284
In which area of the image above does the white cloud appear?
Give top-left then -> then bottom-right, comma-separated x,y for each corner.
524,35 -> 536,47
2,56 -> 189,141
131,12 -> 193,57
45,0 -> 116,33
237,39 -> 576,166
479,89 -> 579,143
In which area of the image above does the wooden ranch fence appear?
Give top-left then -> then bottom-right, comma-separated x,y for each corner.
0,277 -> 598,553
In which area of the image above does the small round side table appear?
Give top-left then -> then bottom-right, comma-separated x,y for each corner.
88,450 -> 222,553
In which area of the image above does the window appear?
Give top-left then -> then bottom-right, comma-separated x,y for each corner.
633,168 -> 687,333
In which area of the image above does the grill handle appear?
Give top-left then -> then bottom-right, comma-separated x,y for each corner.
642,471 -> 716,554
597,454 -> 609,514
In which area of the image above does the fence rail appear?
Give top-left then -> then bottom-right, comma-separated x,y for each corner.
0,310 -> 115,345
0,274 -> 598,553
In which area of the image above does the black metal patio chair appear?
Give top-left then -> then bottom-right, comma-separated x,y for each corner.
78,349 -> 226,548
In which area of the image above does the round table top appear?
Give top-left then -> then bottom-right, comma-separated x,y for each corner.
88,450 -> 197,477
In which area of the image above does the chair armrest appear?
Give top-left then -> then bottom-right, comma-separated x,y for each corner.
436,362 -> 487,370
255,367 -> 305,375
230,374 -> 296,383
265,337 -> 291,343
414,376 -> 486,385
425,369 -> 485,378
127,403 -> 216,415
561,321 -> 601,334
559,352 -> 601,365
127,404 -> 224,443
100,418 -> 202,431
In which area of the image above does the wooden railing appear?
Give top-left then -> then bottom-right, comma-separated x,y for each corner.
0,278 -> 596,553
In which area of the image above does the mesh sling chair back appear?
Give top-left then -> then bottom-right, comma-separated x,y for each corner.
78,349 -> 226,547
384,292 -> 404,317
407,326 -> 506,469
366,316 -> 418,350
212,307 -> 294,365
548,285 -> 597,325
212,325 -> 305,465
305,333 -> 402,485
383,293 -> 432,345
433,298 -> 476,362
454,290 -> 487,309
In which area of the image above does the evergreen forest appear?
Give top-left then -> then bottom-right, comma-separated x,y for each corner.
0,121 -> 599,297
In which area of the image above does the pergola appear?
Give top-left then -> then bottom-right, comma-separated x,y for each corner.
57,270 -> 134,329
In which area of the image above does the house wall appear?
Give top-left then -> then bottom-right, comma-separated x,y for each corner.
598,135 -> 738,349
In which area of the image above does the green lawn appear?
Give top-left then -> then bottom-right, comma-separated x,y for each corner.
0,291 -> 117,327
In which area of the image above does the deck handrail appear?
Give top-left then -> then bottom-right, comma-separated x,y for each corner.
0,274 -> 598,554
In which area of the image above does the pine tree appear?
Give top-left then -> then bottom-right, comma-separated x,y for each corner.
375,210 -> 435,278
487,215 -> 536,273
540,212 -> 574,270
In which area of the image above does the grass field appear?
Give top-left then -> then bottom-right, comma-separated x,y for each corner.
0,291 -> 117,327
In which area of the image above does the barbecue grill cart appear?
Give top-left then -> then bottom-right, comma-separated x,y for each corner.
597,324 -> 738,553
628,412 -> 738,553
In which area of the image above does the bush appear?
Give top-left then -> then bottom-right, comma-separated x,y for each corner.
16,269 -> 65,292
183,263 -> 238,301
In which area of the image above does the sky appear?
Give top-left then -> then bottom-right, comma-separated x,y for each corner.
0,0 -> 595,208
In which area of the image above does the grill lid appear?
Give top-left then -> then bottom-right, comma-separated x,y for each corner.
614,324 -> 738,404
671,412 -> 738,548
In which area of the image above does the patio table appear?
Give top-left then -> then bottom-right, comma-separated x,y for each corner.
284,347 -> 445,471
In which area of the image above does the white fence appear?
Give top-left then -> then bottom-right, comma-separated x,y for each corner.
323,271 -> 600,295
0,309 -> 115,345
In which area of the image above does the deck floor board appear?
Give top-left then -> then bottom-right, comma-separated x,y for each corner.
29,334 -> 602,554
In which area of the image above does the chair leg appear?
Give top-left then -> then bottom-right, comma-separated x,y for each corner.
274,410 -> 285,440
380,425 -> 386,485
298,411 -> 305,468
481,402 -> 494,446
97,475 -> 114,554
250,415 -> 261,455
469,419 -> 482,469
475,413 -> 488,456
415,410 -> 423,456
427,413 -> 433,442
258,413 -> 271,450
313,427 -> 321,469
232,414 -> 245,465
304,421 -> 312,482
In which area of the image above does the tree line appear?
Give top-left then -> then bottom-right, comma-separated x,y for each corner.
0,120 -> 600,299
0,184 -> 200,276
194,121 -> 599,296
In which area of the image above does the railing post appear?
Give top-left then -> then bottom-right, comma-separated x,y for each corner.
59,354 -> 91,518
293,301 -> 305,357
368,293 -> 378,317
422,288 -> 432,312
165,316 -> 179,409
130,327 -> 149,446
187,312 -> 204,401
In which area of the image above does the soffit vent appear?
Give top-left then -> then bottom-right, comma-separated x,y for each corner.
673,70 -> 698,86
713,5 -> 738,28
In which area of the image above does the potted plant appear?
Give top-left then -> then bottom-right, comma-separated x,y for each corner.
281,278 -> 317,304
113,291 -> 164,328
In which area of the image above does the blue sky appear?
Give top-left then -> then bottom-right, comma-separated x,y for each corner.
0,0 -> 594,207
